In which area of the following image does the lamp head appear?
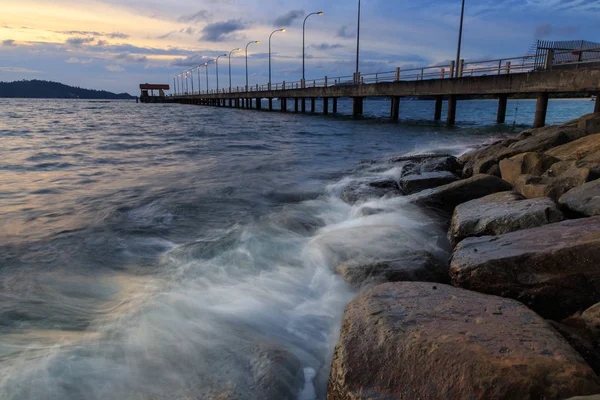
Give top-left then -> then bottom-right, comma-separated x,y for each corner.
255,41 -> 260,44
318,11 -> 324,15
280,28 -> 286,32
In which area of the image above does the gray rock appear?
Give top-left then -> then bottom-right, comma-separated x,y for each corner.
508,125 -> 579,153
559,179 -> 600,217
408,174 -> 513,214
335,251 -> 448,288
460,144 -> 519,177
327,282 -> 600,400
450,217 -> 600,320
340,179 -> 400,204
448,192 -> 563,246
400,171 -> 459,194
391,154 -> 462,176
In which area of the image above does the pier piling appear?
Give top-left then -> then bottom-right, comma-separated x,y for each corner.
497,94 -> 508,123
333,98 -> 338,114
311,98 -> 316,113
390,96 -> 400,121
295,98 -> 299,113
595,94 -> 600,113
323,97 -> 329,115
434,96 -> 443,120
534,93 -> 549,128
447,95 -> 457,126
352,97 -> 364,117
301,99 -> 306,113
268,98 -> 273,111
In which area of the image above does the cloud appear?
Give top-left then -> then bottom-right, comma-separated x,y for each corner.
0,66 -> 41,73
66,36 -> 95,46
115,53 -> 148,63
310,43 -> 345,51
171,55 -> 208,67
108,32 -> 129,39
534,23 -> 579,38
65,57 -> 92,64
200,19 -> 246,42
2,39 -> 16,47
178,10 -> 211,23
106,65 -> 125,72
61,30 -> 101,36
336,25 -> 355,39
273,10 -> 304,27
97,40 -> 108,47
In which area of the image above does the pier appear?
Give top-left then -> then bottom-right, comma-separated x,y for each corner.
168,49 -> 600,128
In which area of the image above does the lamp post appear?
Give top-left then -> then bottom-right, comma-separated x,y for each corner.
455,0 -> 466,78
173,76 -> 176,96
302,11 -> 323,86
204,62 -> 209,93
245,40 -> 260,92
215,53 -> 227,93
356,0 -> 361,84
229,48 -> 241,93
269,28 -> 286,90
189,70 -> 194,95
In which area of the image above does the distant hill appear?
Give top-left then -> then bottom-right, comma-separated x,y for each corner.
0,80 -> 135,99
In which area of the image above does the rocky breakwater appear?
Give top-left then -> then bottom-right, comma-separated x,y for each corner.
327,113 -> 600,399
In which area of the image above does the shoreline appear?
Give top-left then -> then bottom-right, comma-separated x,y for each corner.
326,112 -> 600,399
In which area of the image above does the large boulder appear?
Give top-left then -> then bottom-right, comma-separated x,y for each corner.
408,174 -> 513,214
448,192 -> 563,246
499,152 -> 559,185
450,217 -> 600,320
340,179 -> 400,204
335,250 -> 447,288
578,113 -> 600,135
389,154 -> 462,176
399,171 -> 459,194
460,143 -> 519,177
509,123 -> 586,154
559,179 -> 600,216
327,282 -> 600,400
546,133 -> 600,161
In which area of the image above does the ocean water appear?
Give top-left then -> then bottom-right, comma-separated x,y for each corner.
0,98 -> 594,399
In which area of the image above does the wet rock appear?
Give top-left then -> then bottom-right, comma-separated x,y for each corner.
393,154 -> 462,176
250,344 -> 304,400
399,171 -> 459,194
546,133 -> 600,161
408,174 -> 512,214
460,143 -> 519,177
508,125 -> 581,154
499,152 -> 560,185
559,179 -> 600,217
566,396 -> 600,400
448,192 -> 563,246
339,179 -> 401,204
513,172 -> 590,201
450,217 -> 600,320
578,113 -> 600,135
335,251 -> 447,288
327,282 -> 600,400
549,320 -> 600,377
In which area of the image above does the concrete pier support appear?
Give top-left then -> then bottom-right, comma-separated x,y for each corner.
434,96 -> 443,121
311,98 -> 316,113
447,95 -> 457,126
352,97 -> 364,117
294,98 -> 299,113
256,98 -> 262,110
268,98 -> 273,111
534,93 -> 549,128
497,94 -> 508,123
281,98 -> 287,112
323,97 -> 329,115
301,99 -> 306,113
595,94 -> 600,113
390,96 -> 400,121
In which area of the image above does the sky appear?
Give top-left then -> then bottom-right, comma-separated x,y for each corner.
1,0 -> 599,95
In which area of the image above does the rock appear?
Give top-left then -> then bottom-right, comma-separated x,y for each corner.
450,217 -> 600,320
340,179 -> 400,204
578,113 -> 600,135
509,125 -> 582,154
448,192 -> 563,246
392,154 -> 462,177
550,320 -> 600,377
335,251 -> 448,288
513,173 -> 587,200
408,174 -> 512,214
399,171 -> 459,194
566,396 -> 600,400
460,143 -> 519,177
546,133 -> 600,161
499,152 -> 560,185
559,179 -> 600,216
250,344 -> 304,400
327,282 -> 600,400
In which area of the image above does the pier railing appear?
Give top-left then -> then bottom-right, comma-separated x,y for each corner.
174,50 -> 600,97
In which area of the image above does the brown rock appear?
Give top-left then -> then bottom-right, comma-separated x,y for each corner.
408,174 -> 512,214
450,217 -> 600,320
499,152 -> 560,185
578,113 -> 600,135
546,133 -> 600,161
335,251 -> 447,288
559,179 -> 600,217
327,282 -> 600,400
448,192 -> 563,246
513,172 -> 588,200
565,396 -> 600,400
550,320 -> 600,377
460,144 -> 519,177
508,126 -> 574,153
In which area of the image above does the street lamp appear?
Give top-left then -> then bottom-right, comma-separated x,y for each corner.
455,0 -> 466,78
173,76 -> 176,96
197,67 -> 202,94
246,40 -> 260,92
269,28 -> 286,90
303,11 -> 323,86
185,71 -> 189,94
229,48 -> 241,93
215,53 -> 227,93
356,0 -> 361,84
189,70 -> 194,95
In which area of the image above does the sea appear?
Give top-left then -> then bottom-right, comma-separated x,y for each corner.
0,98 -> 595,399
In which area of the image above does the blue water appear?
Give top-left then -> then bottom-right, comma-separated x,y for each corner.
0,98 -> 594,399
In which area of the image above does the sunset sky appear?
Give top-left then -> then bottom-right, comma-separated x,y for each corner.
1,0 -> 598,94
